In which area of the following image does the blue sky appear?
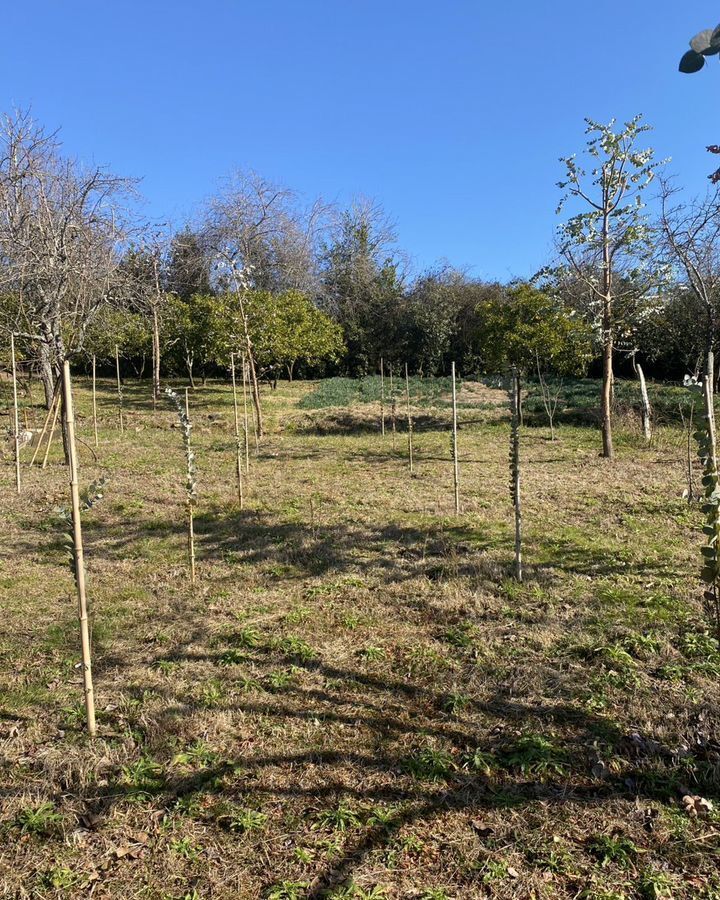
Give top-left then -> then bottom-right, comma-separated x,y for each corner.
3,2 -> 718,280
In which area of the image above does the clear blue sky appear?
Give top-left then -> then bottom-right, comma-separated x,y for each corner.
3,2 -> 717,280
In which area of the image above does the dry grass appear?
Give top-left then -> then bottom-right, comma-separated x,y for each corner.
0,377 -> 719,899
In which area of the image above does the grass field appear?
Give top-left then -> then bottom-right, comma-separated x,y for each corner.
1,376 -> 719,899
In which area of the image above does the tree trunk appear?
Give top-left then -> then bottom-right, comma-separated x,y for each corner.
39,325 -> 70,462
38,340 -> 56,410
601,328 -> 614,459
600,189 -> 614,460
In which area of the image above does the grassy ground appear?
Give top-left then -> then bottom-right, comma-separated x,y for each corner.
1,376 -> 719,899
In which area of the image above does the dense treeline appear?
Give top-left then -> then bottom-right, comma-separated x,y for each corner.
2,108 -> 720,409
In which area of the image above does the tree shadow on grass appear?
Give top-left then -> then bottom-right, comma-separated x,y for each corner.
74,637 -> 720,897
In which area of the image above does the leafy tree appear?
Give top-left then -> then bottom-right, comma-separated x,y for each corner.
402,270 -> 506,375
475,283 -> 592,376
84,306 -> 151,374
165,293 -> 236,387
246,289 -> 344,380
557,116 -> 664,458
320,199 -> 405,375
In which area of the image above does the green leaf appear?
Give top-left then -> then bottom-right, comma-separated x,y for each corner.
701,546 -> 717,559
680,50 -> 706,73
701,565 -> 718,584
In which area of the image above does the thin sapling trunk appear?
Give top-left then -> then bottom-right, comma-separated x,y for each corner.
165,387 -> 197,585
509,368 -> 523,582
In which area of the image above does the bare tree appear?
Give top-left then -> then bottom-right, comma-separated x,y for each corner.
659,179 -> 720,376
0,110 -> 135,409
201,170 -> 325,437
119,232 -> 175,406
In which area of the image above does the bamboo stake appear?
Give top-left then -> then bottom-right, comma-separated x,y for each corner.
29,388 -> 58,466
405,363 -> 414,475
186,394 -> 196,586
510,367 -> 523,582
230,353 -> 244,508
242,354 -> 252,466
451,361 -> 460,514
389,364 -> 396,450
27,375 -> 35,428
115,344 -> 124,434
380,357 -> 385,437
151,332 -> 157,413
42,391 -> 62,469
61,361 -> 97,737
92,355 -> 98,448
10,333 -> 21,493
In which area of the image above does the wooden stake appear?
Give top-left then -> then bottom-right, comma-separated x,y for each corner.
27,375 -> 35,428
230,354 -> 245,508
451,361 -> 460,514
115,345 -> 124,434
405,363 -> 414,475
10,333 -> 21,493
29,387 -> 58,467
380,357 -> 385,437
42,391 -> 62,469
61,360 -> 97,737
241,354 -> 252,467
186,396 -> 196,586
510,367 -> 523,582
389,364 -> 396,450
92,355 -> 99,448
